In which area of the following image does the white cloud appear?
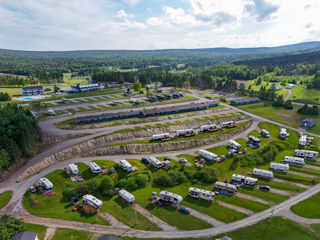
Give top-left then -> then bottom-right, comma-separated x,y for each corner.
116,10 -> 128,18
244,0 -> 280,22
122,0 -> 140,6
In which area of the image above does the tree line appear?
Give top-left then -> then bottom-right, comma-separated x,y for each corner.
0,74 -> 63,88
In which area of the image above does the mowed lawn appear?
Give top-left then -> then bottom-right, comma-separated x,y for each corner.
291,192 -> 320,218
52,228 -> 93,240
0,191 -> 13,210
25,223 -> 48,240
289,85 -> 320,105
237,101 -> 320,135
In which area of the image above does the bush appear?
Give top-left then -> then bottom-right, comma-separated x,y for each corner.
184,170 -> 193,180
153,174 -> 171,186
193,168 -> 219,183
220,97 -> 227,102
275,143 -> 286,151
100,177 -> 115,196
126,177 -> 138,190
62,179 -> 99,200
116,179 -> 127,187
153,172 -> 187,187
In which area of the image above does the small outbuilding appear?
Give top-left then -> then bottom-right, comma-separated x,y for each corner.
300,118 -> 317,127
286,84 -> 295,89
97,235 -> 122,240
11,231 -> 38,240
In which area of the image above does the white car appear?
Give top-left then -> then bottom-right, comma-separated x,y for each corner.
189,101 -> 195,104
113,100 -> 120,104
180,158 -> 188,163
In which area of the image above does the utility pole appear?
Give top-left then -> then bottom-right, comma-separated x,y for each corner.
269,204 -> 276,223
135,208 -> 137,225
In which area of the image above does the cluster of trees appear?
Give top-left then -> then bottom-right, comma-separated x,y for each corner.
0,214 -> 25,240
193,168 -> 219,183
0,92 -> 11,101
0,75 -> 63,88
297,104 -> 319,116
0,105 -> 40,173
272,95 -> 293,109
154,172 -> 188,187
308,71 -> 320,89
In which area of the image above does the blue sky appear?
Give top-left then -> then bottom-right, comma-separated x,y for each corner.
0,0 -> 319,51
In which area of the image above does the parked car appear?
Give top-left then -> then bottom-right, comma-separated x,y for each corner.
141,158 -> 149,164
139,90 -> 144,94
134,101 -> 140,104
44,88 -> 51,91
30,186 -> 36,193
189,101 -> 195,104
164,157 -> 171,161
180,158 -> 187,163
179,206 -> 190,214
179,93 -> 184,97
259,185 -> 270,191
113,100 -> 120,104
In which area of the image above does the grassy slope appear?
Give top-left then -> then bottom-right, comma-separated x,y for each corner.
291,192 -> 320,218
289,85 -> 320,105
0,191 -> 13,210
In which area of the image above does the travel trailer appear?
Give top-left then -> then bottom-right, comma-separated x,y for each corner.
82,194 -> 103,209
220,121 -> 237,128
270,162 -> 289,171
279,128 -> 289,140
152,133 -> 170,140
89,162 -> 101,174
228,140 -> 241,150
188,187 -> 215,201
214,182 -> 237,193
200,124 -> 218,132
284,156 -> 305,166
198,149 -> 218,161
38,178 -> 53,190
159,191 -> 182,204
120,160 -> 132,172
253,168 -> 274,179
294,149 -> 319,159
248,135 -> 261,147
47,109 -> 56,115
231,174 -> 258,186
299,135 -> 307,146
149,156 -> 162,168
261,129 -> 270,138
68,164 -> 79,175
176,129 -> 195,137
119,189 -> 135,203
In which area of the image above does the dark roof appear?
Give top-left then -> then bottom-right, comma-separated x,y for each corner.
302,118 -> 317,123
11,231 -> 38,240
97,235 -> 122,240
232,97 -> 260,104
22,86 -> 43,90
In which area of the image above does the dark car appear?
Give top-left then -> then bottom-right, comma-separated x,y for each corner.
141,158 -> 149,164
164,157 -> 171,161
139,90 -> 144,94
134,101 -> 140,104
259,185 -> 270,191
44,88 -> 51,91
179,206 -> 190,214
179,93 -> 184,97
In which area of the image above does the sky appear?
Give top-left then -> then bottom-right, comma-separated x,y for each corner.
0,0 -> 319,51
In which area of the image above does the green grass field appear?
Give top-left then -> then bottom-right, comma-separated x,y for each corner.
289,85 -> 320,105
0,191 -> 12,210
52,228 -> 93,240
291,192 -> 320,218
25,223 -> 48,240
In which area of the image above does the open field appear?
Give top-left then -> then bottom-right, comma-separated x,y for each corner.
289,85 -> 320,105
52,228 -> 93,240
0,191 -> 13,210
291,192 -> 320,218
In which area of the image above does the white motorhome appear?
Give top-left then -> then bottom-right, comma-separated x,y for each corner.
299,135 -> 307,146
82,194 -> 103,209
61,98 -> 68,103
89,162 -> 101,174
294,149 -> 319,159
188,187 -> 215,201
231,174 -> 258,186
120,160 -> 132,172
253,168 -> 274,179
228,140 -> 241,150
129,98 -> 137,103
198,149 -> 218,161
152,133 -> 170,140
200,124 -> 217,132
248,135 -> 261,147
284,156 -> 305,166
261,129 -> 270,138
149,156 -> 162,168
220,121 -> 236,128
279,128 -> 289,139
38,178 -> 53,190
176,129 -> 194,137
159,191 -> 182,204
47,109 -> 56,115
214,182 -> 237,193
119,189 -> 135,203
68,164 -> 79,175
270,162 -> 289,171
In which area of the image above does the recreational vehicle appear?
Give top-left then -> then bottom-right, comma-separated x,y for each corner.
270,162 -> 289,171
149,156 -> 163,168
294,150 -> 319,159
214,181 -> 237,193
82,194 -> 103,209
220,121 -> 236,128
261,129 -> 270,138
200,124 -> 218,132
231,174 -> 258,186
68,164 -> 79,175
228,140 -> 241,150
279,128 -> 289,140
176,129 -> 195,137
152,133 -> 170,141
188,187 -> 215,201
248,135 -> 260,147
38,178 -> 53,190
284,156 -> 305,166
120,160 -> 132,172
61,98 -> 68,103
253,168 -> 274,179
299,135 -> 307,146
89,162 -> 101,174
47,109 -> 56,115
159,191 -> 182,204
119,189 -> 135,203
198,149 -> 218,161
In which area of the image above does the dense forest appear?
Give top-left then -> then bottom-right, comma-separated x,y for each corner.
0,105 -> 41,173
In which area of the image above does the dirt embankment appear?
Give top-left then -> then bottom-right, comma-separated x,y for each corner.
88,121 -> 253,156
41,133 -> 90,144
59,107 -> 230,130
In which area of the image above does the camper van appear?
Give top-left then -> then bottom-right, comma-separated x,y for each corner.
231,174 -> 258,186
270,162 -> 289,171
159,191 -> 182,204
38,178 -> 53,190
284,156 -> 305,166
188,187 -> 215,201
89,162 -> 101,174
294,150 -> 319,159
299,135 -> 307,146
119,189 -> 135,203
279,128 -> 289,140
120,160 -> 132,172
261,129 -> 270,138
68,164 -> 79,175
253,168 -> 274,179
47,109 -> 56,115
176,129 -> 195,137
198,149 -> 218,161
228,140 -> 241,150
152,133 -> 170,141
248,135 -> 261,147
129,98 -> 138,103
149,156 -> 162,168
214,182 -> 237,193
82,194 -> 103,209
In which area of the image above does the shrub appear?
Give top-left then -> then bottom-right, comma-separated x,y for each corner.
220,97 -> 227,102
193,168 -> 219,183
275,143 -> 286,151
153,174 -> 171,186
153,172 -> 187,187
100,177 -> 114,196
135,174 -> 149,187
116,179 -> 127,187
126,177 -> 138,190
62,179 -> 99,200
